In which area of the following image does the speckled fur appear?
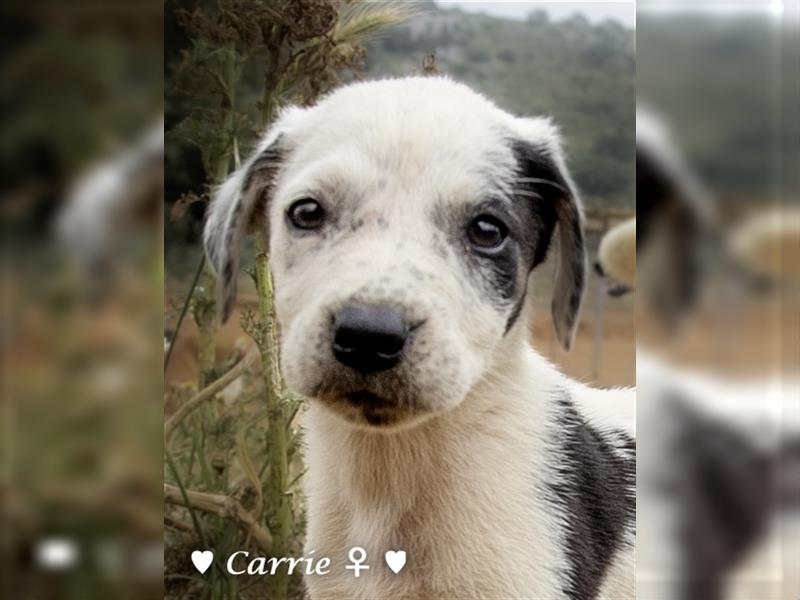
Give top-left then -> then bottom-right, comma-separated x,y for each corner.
204,77 -> 635,599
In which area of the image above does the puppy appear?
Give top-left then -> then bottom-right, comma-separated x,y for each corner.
204,77 -> 635,599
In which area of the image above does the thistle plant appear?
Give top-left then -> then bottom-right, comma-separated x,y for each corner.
165,2 -> 410,598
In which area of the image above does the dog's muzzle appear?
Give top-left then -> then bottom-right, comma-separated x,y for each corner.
331,305 -> 409,374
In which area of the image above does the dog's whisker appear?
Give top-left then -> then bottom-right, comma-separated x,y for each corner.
515,177 -> 569,194
510,188 -> 544,200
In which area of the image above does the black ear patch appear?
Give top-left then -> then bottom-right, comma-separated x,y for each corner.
510,140 -> 561,266
510,139 -> 586,350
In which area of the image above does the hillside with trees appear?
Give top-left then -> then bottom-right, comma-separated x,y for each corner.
361,3 -> 636,208
165,2 -> 636,255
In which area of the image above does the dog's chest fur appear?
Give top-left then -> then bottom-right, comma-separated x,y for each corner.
301,343 -> 635,600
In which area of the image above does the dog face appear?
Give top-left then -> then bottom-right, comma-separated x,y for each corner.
205,78 -> 585,429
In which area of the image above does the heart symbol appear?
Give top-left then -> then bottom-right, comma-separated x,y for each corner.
191,550 -> 214,574
384,550 -> 406,574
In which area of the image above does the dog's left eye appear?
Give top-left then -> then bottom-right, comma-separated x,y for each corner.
287,199 -> 325,230
467,215 -> 508,250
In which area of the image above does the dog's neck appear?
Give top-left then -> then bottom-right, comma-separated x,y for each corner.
301,323 -> 570,597
303,324 -> 563,517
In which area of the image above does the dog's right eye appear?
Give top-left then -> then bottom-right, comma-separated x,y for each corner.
287,199 -> 325,230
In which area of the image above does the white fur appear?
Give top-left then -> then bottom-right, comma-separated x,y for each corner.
204,77 -> 634,599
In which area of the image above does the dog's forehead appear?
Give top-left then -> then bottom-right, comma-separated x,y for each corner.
283,79 -> 519,183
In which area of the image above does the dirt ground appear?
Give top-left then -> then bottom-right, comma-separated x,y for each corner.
532,308 -> 635,388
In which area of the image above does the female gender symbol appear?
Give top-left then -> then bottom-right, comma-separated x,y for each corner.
345,546 -> 370,577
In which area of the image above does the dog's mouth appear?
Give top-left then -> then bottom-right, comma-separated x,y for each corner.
347,389 -> 392,408
312,385 -> 422,429
345,389 -> 403,427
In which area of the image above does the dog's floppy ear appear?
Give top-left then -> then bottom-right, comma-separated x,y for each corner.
203,127 -> 287,322
510,119 -> 586,351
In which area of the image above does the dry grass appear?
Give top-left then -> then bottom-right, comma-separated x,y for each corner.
163,338 -> 307,600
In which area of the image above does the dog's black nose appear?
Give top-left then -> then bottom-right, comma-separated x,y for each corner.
332,305 -> 409,374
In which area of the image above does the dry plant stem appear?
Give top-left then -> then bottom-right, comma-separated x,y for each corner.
164,351 -> 259,441
195,270 -> 218,388
195,44 -> 238,388
254,232 -> 292,600
165,514 -> 194,533
164,484 -> 272,553
164,254 -> 206,372
214,44 -> 236,184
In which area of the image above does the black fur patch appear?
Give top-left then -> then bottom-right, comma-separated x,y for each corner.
504,289 -> 527,333
546,392 -> 635,599
510,139 -> 586,345
432,199 -> 525,311
662,394 -> 776,600
509,140 -> 563,269
432,139 -> 580,336
483,240 -> 523,303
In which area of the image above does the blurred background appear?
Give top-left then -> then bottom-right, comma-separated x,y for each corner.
634,1 -> 799,599
1,1 -> 163,598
